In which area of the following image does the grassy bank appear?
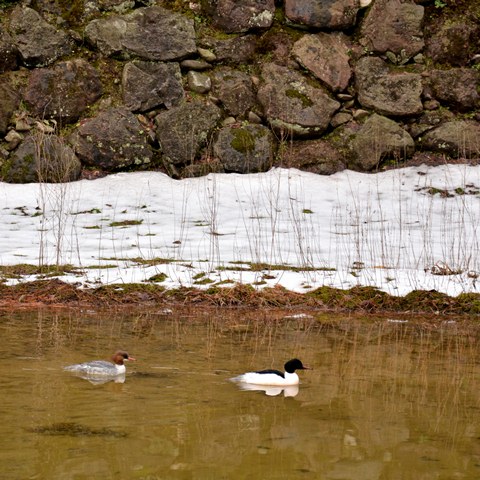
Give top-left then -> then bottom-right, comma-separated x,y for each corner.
1,279 -> 479,316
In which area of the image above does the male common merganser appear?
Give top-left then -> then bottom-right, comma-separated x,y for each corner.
64,351 -> 135,376
231,358 -> 310,386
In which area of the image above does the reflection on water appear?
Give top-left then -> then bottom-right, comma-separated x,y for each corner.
1,309 -> 480,479
66,371 -> 126,385
234,382 -> 300,397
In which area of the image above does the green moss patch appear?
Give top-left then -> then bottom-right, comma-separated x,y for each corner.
109,219 -> 143,227
0,264 -> 79,278
146,273 -> 168,283
285,88 -> 313,108
231,128 -> 256,154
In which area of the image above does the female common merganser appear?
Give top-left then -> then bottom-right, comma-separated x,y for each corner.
231,358 -> 310,386
64,351 -> 135,376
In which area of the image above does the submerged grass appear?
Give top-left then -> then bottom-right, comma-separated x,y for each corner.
29,422 -> 127,438
0,279 -> 479,316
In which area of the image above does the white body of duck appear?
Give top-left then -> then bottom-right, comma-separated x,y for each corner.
64,351 -> 135,376
231,358 -> 309,386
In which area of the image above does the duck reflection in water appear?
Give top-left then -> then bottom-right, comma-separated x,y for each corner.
67,372 -> 126,385
234,382 -> 299,397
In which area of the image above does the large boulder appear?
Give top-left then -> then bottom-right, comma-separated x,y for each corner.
213,123 -> 275,173
211,68 -> 256,118
429,68 -> 480,112
360,0 -> 424,58
257,63 -> 340,137
425,19 -> 480,67
2,134 -> 81,183
277,139 -> 346,175
155,100 -> 222,165
24,59 -> 103,124
0,73 -> 20,136
122,61 -> 184,112
203,0 -> 275,33
0,30 -> 18,73
85,6 -> 197,61
292,33 -> 352,92
355,56 -> 423,117
285,0 -> 360,30
349,114 -> 415,170
8,7 -> 73,67
71,107 -> 153,170
420,121 -> 480,159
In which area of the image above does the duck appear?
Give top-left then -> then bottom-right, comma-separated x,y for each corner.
64,351 -> 135,377
231,358 -> 310,386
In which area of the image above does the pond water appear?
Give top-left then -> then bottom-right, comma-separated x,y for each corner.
1,308 -> 480,479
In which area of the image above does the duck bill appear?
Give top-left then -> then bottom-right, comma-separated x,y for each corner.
127,356 -> 136,362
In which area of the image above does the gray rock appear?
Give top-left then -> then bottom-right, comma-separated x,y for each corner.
360,0 -> 424,58
285,0 -> 359,29
4,130 -> 23,151
187,71 -> 212,94
211,67 -> 256,118
72,107 -> 153,170
420,121 -> 480,159
122,61 -> 184,112
85,6 -> 196,61
408,109 -> 455,138
181,59 -> 211,70
198,48 -> 216,62
24,59 -> 103,123
353,109 -> 369,121
222,117 -> 237,126
200,34 -> 258,65
9,7 -> 73,67
355,56 -> 423,117
102,0 -> 136,12
350,114 -> 415,170
213,123 -> 274,173
155,100 -> 222,165
248,111 -> 262,124
204,0 -> 275,33
292,33 -> 352,92
331,112 -> 352,128
2,134 -> 81,183
429,68 -> 480,112
257,63 -> 340,137
277,138 -> 346,175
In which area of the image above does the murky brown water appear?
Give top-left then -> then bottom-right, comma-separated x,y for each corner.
1,309 -> 480,479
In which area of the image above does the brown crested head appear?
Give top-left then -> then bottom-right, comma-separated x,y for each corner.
112,351 -> 136,365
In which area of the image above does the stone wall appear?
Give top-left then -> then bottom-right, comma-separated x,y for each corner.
0,0 -> 479,182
